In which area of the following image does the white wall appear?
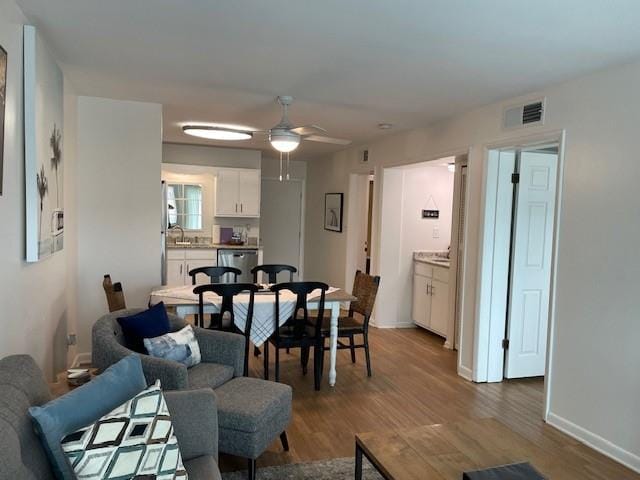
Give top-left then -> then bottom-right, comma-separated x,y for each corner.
0,0 -> 71,379
304,61 -> 640,469
76,97 -> 162,355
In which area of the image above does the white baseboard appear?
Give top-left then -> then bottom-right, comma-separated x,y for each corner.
458,364 -> 473,381
71,352 -> 92,368
547,412 -> 640,473
370,321 -> 416,329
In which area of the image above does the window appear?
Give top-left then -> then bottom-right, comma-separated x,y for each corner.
167,183 -> 202,230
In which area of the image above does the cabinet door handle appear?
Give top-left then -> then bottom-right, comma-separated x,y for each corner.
426,285 -> 430,295
240,203 -> 243,213
431,286 -> 436,295
180,264 -> 183,275
235,203 -> 238,212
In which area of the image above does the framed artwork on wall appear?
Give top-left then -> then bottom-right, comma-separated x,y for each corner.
324,192 -> 343,232
0,44 -> 6,196
24,25 -> 64,262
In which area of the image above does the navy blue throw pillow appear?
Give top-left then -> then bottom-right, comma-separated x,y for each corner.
117,302 -> 171,353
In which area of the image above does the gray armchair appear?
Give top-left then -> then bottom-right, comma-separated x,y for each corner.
92,309 -> 245,390
0,355 -> 222,480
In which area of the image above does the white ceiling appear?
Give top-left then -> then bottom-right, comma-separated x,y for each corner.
16,0 -> 640,158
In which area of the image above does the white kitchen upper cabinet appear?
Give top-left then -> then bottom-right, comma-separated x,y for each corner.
238,169 -> 261,216
430,278 -> 449,336
215,168 -> 261,217
215,169 -> 240,216
166,259 -> 186,286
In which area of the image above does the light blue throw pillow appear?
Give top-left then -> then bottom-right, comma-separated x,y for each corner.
29,355 -> 147,480
144,324 -> 201,367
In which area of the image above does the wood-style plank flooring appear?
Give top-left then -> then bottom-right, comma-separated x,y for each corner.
220,327 -> 639,478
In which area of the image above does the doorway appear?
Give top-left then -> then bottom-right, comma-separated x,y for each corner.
345,173 -> 374,288
475,138 -> 562,388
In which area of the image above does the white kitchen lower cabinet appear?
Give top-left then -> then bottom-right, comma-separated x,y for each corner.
166,259 -> 186,286
412,261 -> 449,338
166,248 -> 217,286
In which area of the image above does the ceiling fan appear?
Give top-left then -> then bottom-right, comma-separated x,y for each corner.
182,96 -> 352,153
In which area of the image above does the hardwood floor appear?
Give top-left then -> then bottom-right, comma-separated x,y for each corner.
220,326 -> 639,478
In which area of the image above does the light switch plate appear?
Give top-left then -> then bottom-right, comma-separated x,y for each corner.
433,226 -> 440,238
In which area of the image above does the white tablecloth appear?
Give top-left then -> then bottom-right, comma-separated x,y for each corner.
152,285 -> 338,347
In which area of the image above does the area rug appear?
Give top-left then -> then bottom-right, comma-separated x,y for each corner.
221,457 -> 383,480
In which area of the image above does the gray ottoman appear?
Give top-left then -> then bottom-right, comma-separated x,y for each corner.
215,377 -> 292,480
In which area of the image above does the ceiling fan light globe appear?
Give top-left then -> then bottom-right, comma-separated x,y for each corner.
269,129 -> 300,153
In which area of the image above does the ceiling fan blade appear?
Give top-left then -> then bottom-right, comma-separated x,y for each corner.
291,125 -> 327,136
304,134 -> 352,146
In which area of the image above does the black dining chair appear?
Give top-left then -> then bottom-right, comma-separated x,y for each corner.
319,270 -> 380,377
189,266 -> 242,328
193,282 -> 259,376
251,264 -> 297,284
189,266 -> 242,284
264,281 -> 328,390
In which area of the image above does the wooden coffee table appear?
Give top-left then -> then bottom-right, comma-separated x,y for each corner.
355,417 -> 624,480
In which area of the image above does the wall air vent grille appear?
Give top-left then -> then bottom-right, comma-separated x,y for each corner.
503,98 -> 545,129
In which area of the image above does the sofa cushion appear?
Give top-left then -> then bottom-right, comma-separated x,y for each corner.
184,455 -> 222,480
214,377 -> 292,434
187,363 -> 234,390
28,355 -> 147,480
145,324 -> 202,368
117,302 -> 171,353
61,381 -> 187,479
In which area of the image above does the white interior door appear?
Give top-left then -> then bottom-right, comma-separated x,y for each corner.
505,151 -> 558,378
260,179 -> 303,281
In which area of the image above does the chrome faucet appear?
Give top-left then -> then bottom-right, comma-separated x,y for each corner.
169,224 -> 185,243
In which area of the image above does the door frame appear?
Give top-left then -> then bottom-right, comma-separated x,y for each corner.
261,177 -> 306,280
345,173 -> 374,289
473,129 -> 566,421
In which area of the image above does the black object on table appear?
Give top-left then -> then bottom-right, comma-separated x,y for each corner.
463,462 -> 546,479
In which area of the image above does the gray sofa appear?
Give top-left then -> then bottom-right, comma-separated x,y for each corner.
93,309 -> 293,480
0,354 -> 222,480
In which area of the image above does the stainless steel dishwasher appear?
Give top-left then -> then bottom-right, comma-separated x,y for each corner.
217,248 -> 259,283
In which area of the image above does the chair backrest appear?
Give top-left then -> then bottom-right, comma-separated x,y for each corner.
103,274 -> 126,312
189,266 -> 241,284
251,264 -> 297,284
193,283 -> 258,376
349,270 -> 381,323
271,282 -> 328,342
0,355 -> 56,479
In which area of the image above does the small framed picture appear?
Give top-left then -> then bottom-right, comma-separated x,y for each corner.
324,193 -> 343,232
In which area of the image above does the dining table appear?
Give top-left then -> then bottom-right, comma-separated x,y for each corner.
149,284 -> 356,387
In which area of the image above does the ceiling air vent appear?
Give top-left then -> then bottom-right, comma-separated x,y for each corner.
503,98 -> 545,129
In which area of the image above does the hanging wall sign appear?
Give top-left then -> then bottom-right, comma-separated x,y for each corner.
422,209 -> 439,219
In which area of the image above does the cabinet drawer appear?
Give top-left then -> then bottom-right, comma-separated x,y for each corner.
414,262 -> 433,278
167,249 -> 186,260
185,249 -> 217,261
433,266 -> 449,283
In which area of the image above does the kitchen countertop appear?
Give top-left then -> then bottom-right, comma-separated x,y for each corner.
166,243 -> 262,250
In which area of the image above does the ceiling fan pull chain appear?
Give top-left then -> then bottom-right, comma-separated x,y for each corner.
279,152 -> 283,182
286,152 -> 291,180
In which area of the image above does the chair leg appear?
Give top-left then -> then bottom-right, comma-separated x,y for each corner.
247,458 -> 256,480
349,334 -> 356,363
275,347 -> 280,383
313,345 -> 322,391
364,332 -> 372,377
263,343 -> 269,380
301,346 -> 310,375
280,431 -> 290,451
